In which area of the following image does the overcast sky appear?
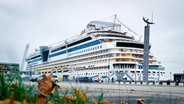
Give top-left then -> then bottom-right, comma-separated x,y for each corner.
0,0 -> 184,78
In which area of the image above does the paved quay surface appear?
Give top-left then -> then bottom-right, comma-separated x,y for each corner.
27,82 -> 184,104
57,82 -> 184,104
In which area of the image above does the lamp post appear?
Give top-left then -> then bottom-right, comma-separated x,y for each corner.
29,64 -> 32,85
170,72 -> 172,81
108,49 -> 110,84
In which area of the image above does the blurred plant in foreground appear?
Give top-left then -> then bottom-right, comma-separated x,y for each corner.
0,73 -> 111,104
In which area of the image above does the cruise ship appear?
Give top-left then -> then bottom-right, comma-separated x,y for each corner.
26,17 -> 165,82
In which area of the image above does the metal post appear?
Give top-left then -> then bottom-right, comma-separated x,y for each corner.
135,64 -> 137,81
170,72 -> 172,81
108,49 -> 110,84
29,64 -> 32,85
143,25 -> 150,83
142,17 -> 154,83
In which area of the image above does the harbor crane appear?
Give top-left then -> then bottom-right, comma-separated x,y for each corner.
20,44 -> 29,71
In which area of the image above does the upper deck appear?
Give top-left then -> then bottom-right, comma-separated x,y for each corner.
87,21 -> 121,32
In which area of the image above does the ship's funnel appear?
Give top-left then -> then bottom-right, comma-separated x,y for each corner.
39,46 -> 49,62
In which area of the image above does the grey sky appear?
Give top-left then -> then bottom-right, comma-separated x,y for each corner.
0,0 -> 184,78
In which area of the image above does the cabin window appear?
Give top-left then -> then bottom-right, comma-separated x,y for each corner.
130,71 -> 135,73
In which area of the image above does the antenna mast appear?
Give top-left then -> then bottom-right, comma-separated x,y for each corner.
151,12 -> 154,23
113,14 -> 117,30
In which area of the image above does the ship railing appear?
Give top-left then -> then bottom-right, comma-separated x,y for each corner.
49,33 -> 87,47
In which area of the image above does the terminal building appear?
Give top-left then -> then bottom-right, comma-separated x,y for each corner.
0,62 -> 19,74
173,73 -> 184,83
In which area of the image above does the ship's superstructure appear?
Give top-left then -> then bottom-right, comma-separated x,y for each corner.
26,19 -> 165,82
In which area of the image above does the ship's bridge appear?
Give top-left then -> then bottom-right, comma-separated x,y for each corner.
87,21 -> 121,32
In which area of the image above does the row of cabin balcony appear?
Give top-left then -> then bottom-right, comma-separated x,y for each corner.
130,70 -> 165,74
113,59 -> 156,63
109,53 -> 155,59
75,66 -> 108,71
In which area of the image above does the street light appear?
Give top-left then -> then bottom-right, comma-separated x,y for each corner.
108,49 -> 110,84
